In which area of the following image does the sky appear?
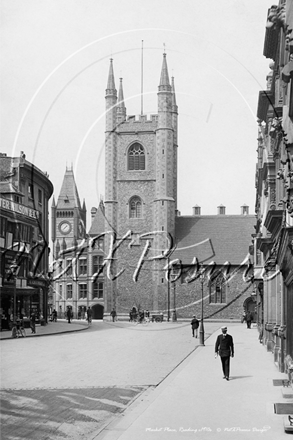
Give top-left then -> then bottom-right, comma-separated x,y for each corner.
1,0 -> 274,230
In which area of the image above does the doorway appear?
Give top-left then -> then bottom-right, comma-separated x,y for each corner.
243,297 -> 256,322
92,304 -> 104,320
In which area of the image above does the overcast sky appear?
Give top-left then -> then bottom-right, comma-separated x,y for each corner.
1,0 -> 274,228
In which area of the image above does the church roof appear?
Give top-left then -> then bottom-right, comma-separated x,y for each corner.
56,168 -> 81,209
88,202 -> 105,236
173,215 -> 255,265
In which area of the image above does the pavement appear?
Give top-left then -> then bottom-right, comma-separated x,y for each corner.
96,323 -> 292,440
0,318 -> 89,340
1,320 -> 292,440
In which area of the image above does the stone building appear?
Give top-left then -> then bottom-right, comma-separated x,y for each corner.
254,0 -> 293,374
0,152 -> 53,329
51,54 -> 256,322
100,54 -> 255,320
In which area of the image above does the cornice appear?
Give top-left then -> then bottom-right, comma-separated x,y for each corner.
264,209 -> 284,236
258,237 -> 274,255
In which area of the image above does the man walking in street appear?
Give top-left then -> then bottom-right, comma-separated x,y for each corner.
66,308 -> 72,324
111,308 -> 116,322
246,311 -> 252,329
191,315 -> 199,338
215,326 -> 234,381
86,307 -> 92,326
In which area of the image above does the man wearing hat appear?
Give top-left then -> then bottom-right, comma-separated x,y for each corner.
215,326 -> 234,380
190,315 -> 199,338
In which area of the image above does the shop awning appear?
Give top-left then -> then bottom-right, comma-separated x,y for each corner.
0,286 -> 38,296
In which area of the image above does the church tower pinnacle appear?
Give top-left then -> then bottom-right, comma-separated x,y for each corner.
155,53 -> 176,237
117,78 -> 126,124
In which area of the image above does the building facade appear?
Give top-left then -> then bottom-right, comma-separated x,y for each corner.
0,152 -> 53,329
254,0 -> 293,376
51,55 -> 256,322
100,55 -> 256,320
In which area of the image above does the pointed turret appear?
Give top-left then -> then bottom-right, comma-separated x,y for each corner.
57,167 -> 81,209
117,78 -> 126,124
171,77 -> 178,213
159,54 -> 172,92
106,59 -> 116,95
105,58 -> 118,239
171,77 -> 177,112
155,53 -> 175,259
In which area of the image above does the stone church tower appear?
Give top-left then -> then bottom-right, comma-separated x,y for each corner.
104,54 -> 178,314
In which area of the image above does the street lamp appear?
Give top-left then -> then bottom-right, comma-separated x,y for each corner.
9,260 -> 19,321
199,267 -> 205,346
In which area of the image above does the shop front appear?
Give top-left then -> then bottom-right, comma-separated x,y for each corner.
0,285 -> 38,330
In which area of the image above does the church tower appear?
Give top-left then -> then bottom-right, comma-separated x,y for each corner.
104,54 -> 178,314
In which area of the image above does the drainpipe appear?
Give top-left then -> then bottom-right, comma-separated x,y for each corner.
278,274 -> 286,373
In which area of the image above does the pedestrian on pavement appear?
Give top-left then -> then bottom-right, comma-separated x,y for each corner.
191,315 -> 199,338
241,310 -> 247,324
52,309 -> 57,322
67,308 -> 72,324
111,308 -> 116,322
246,311 -> 252,329
86,307 -> 92,325
215,326 -> 234,381
30,312 -> 36,334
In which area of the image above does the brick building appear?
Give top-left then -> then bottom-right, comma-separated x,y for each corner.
0,152 -> 53,329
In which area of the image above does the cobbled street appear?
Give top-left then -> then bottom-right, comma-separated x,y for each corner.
0,321 -> 221,440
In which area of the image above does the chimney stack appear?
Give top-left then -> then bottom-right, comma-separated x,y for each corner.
193,205 -> 201,216
217,205 -> 226,215
241,204 -> 249,215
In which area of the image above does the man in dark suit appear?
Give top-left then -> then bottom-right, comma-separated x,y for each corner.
215,326 -> 234,381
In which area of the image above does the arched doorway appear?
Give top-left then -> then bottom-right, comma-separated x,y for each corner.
243,297 -> 256,322
92,304 -> 104,320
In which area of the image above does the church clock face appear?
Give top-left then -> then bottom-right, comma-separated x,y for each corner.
59,221 -> 72,235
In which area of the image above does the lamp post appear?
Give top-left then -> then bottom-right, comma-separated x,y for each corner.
199,268 -> 205,346
172,281 -> 177,321
9,260 -> 19,323
167,275 -> 170,322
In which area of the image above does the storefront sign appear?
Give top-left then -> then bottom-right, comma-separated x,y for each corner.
0,197 -> 39,219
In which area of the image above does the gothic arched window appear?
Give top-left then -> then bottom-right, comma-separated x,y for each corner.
128,143 -> 145,170
209,272 -> 227,304
129,196 -> 142,218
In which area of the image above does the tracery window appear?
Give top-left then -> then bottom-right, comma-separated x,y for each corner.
129,196 -> 142,218
209,272 -> 227,304
128,143 -> 145,170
